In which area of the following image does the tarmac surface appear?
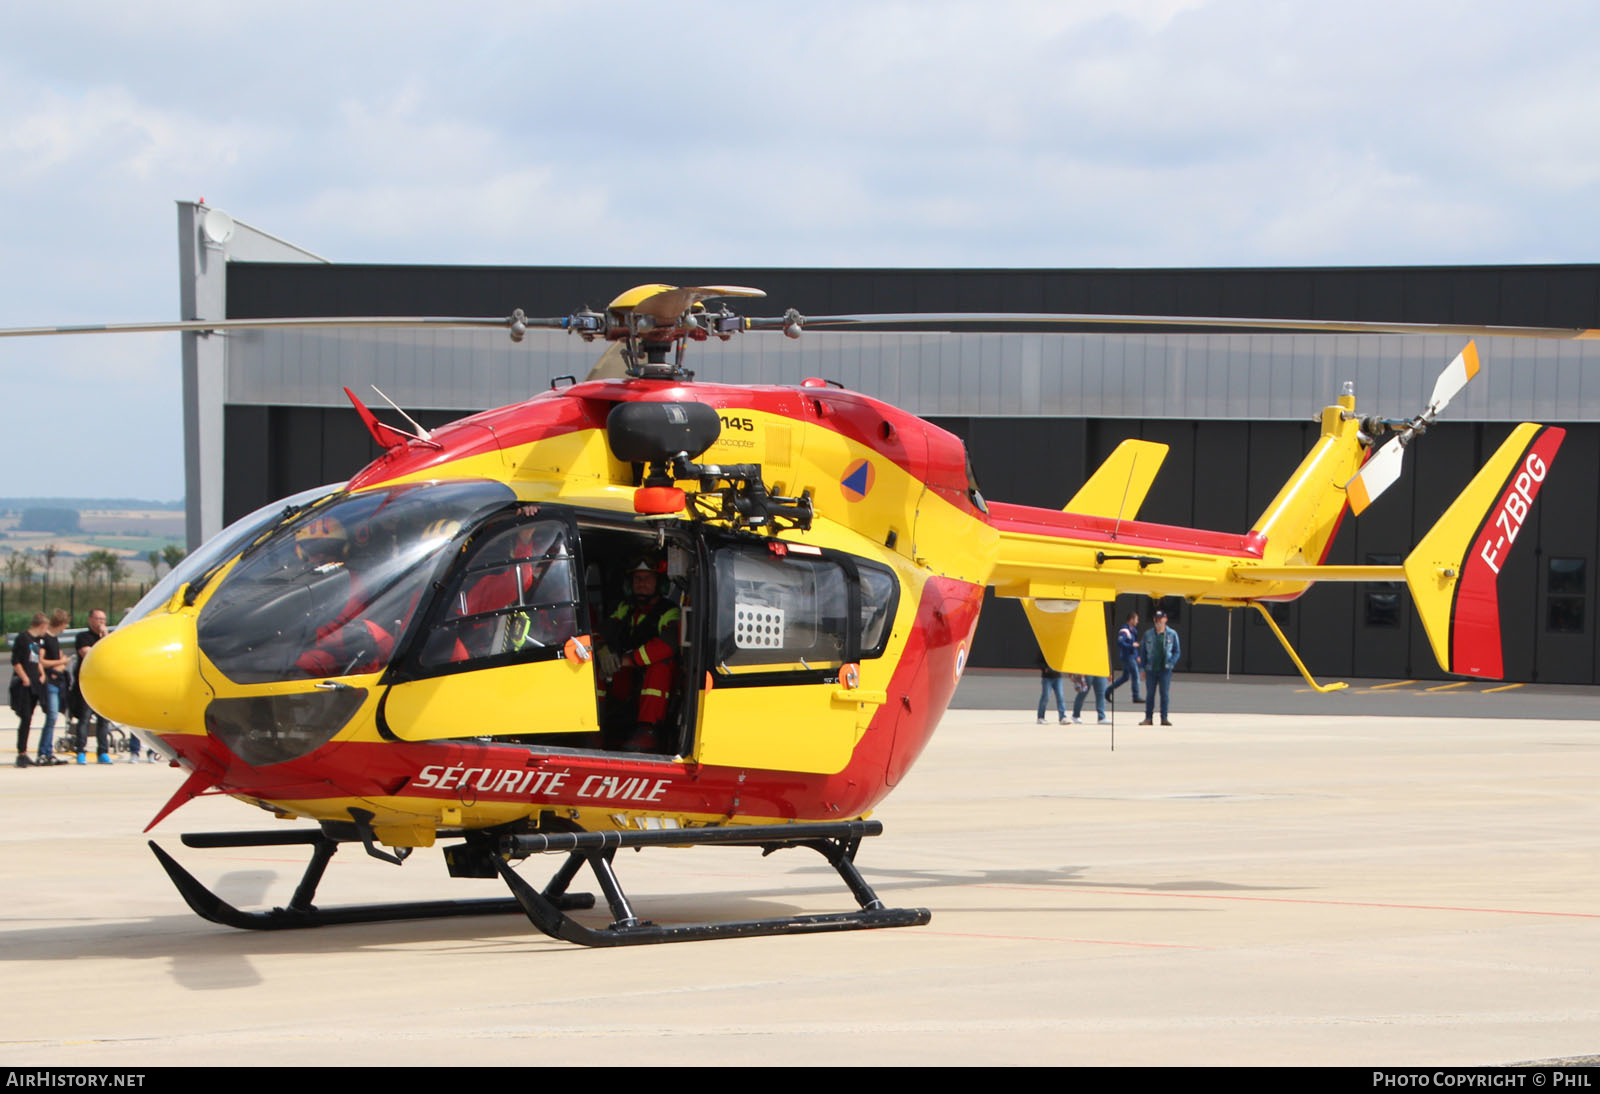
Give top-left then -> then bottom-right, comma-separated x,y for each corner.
2,671 -> 1597,1066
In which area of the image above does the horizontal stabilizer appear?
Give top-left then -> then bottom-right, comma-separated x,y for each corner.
1022,599 -> 1109,676
1067,439 -> 1168,520
1404,423 -> 1565,677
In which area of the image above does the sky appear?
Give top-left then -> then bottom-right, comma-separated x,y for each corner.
3,0 -> 1598,501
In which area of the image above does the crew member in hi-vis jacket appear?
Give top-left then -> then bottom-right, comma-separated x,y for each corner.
596,556 -> 680,752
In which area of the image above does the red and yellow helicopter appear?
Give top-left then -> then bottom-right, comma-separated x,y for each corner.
4,285 -> 1575,945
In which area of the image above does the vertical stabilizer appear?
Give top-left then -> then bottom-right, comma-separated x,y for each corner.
1404,424 -> 1565,677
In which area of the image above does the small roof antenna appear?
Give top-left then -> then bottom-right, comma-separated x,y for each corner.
371,385 -> 432,441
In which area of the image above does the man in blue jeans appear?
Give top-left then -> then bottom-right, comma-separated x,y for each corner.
37,610 -> 72,765
1106,610 -> 1143,704
1139,610 -> 1180,726
1070,673 -> 1108,725
1036,656 -> 1067,724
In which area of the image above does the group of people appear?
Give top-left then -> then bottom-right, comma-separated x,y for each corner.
9,608 -> 151,766
1035,608 -> 1181,727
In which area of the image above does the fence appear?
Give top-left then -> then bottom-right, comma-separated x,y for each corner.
0,581 -> 151,635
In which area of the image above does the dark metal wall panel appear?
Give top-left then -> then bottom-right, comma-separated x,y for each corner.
228,263 -> 1600,330
1350,424 -> 1418,679
269,407 -> 333,502
1534,424 -> 1598,684
967,418 -> 1086,510
222,406 -> 270,526
322,409 -> 378,490
1192,420 -> 1250,533
1542,269 -> 1600,328
1185,422 -> 1252,674
1133,421 -> 1198,528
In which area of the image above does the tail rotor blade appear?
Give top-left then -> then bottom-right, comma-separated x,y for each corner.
1347,436 -> 1406,515
1426,340 -> 1481,418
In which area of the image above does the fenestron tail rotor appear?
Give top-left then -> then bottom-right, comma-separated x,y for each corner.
1346,341 -> 1482,516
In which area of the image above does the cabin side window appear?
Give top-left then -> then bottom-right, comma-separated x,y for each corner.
856,561 -> 897,657
711,544 -> 899,675
418,518 -> 582,670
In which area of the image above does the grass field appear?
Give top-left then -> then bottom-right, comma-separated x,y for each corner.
0,509 -> 182,569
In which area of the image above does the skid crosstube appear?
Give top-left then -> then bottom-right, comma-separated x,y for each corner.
494,820 -> 930,946
149,818 -> 928,945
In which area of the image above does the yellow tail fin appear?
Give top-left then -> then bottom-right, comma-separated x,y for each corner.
1020,440 -> 1166,672
1404,424 -> 1565,677
1066,439 -> 1168,519
1023,599 -> 1109,676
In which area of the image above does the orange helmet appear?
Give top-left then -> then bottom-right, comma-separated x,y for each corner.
420,518 -> 462,542
294,516 -> 348,562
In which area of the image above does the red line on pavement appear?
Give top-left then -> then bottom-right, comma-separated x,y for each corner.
896,929 -> 1204,948
982,885 -> 1600,918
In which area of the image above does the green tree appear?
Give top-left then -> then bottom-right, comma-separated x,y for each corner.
4,547 -> 35,582
162,543 -> 187,571
147,549 -> 161,578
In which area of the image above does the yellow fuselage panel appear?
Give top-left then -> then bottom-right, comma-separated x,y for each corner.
695,684 -> 871,774
383,658 -> 598,741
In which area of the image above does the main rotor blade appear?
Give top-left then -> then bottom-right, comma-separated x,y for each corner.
0,315 -> 530,339
9,310 -> 1595,344
1425,340 -> 1481,418
791,312 -> 1600,341
1346,436 -> 1406,515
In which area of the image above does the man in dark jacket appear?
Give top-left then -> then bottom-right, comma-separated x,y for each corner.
1107,610 -> 1143,704
1139,611 -> 1181,727
11,613 -> 47,767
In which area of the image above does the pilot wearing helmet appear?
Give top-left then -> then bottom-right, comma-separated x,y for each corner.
595,555 -> 680,753
292,514 -> 399,678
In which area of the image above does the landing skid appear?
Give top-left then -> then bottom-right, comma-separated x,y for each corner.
148,819 -> 928,945
494,820 -> 930,946
148,829 -> 592,931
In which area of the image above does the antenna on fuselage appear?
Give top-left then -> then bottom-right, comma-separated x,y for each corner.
371,385 -> 432,441
1111,451 -> 1141,542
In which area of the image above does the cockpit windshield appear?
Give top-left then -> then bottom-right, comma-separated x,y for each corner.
121,482 -> 345,627
197,480 -> 515,684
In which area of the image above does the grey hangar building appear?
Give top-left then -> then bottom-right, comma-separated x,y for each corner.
178,204 -> 1600,686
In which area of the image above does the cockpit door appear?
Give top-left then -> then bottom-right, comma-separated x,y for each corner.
380,511 -> 599,742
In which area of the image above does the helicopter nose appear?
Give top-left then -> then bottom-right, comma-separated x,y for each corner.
80,613 -> 211,734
